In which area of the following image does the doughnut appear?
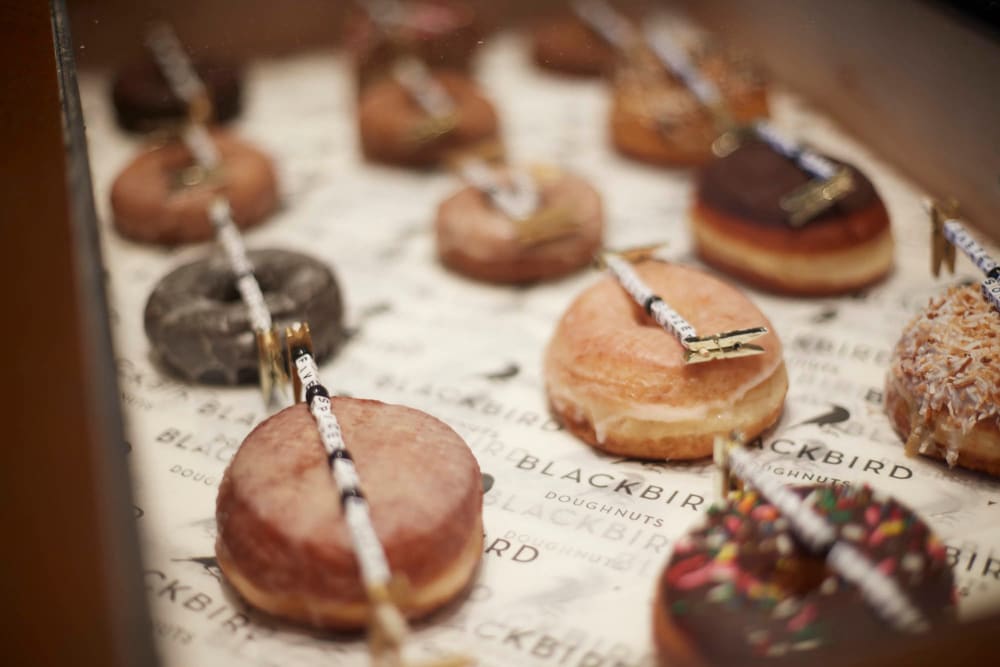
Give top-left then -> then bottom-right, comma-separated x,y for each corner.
654,484 -> 954,666
544,261 -> 787,459
110,130 -> 279,245
215,399 -> 483,629
691,139 -> 894,296
610,48 -> 769,167
111,59 -> 241,133
144,249 -> 344,385
346,0 -> 480,90
531,9 -> 620,77
886,284 -> 1000,476
358,70 -> 499,166
435,166 -> 604,283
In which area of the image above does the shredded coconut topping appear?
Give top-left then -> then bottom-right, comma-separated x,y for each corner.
891,286 -> 1000,465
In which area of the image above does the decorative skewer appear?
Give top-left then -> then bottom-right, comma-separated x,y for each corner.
285,324 -> 471,667
714,432 -> 931,634
571,0 -> 641,54
927,199 -> 1000,314
146,23 -> 287,406
599,249 -> 767,363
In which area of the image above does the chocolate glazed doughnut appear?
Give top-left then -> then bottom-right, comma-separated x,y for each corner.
691,140 -> 894,296
110,130 -> 279,245
358,70 -> 499,166
144,249 -> 344,385
112,59 -> 242,132
654,485 -> 953,666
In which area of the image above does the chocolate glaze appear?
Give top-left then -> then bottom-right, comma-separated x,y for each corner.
144,249 -> 344,385
112,59 -> 242,133
696,140 -> 881,226
659,485 -> 953,666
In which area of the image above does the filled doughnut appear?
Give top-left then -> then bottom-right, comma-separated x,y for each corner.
544,261 -> 787,459
531,9 -> 620,77
346,0 -> 480,90
435,166 -> 604,283
610,48 -> 769,167
690,139 -> 894,296
144,249 -> 344,385
216,398 -> 483,629
110,130 -> 279,245
654,484 -> 954,666
886,284 -> 1000,476
358,70 -> 499,166
111,59 -> 242,133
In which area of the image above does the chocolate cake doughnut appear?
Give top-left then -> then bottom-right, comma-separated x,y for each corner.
111,59 -> 241,133
435,166 -> 604,283
110,130 -> 279,245
144,249 -> 343,385
654,484 -> 954,666
886,284 -> 1000,476
216,399 -> 483,628
544,261 -> 787,459
358,70 -> 499,166
691,139 -> 894,296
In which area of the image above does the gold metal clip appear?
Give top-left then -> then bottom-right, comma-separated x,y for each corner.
713,430 -> 745,501
406,112 -> 459,146
516,206 -> 577,246
710,125 -> 754,158
682,327 -> 768,364
169,163 -> 225,191
444,139 -> 506,172
593,242 -> 668,269
283,322 -> 314,404
927,198 -> 959,278
780,166 -> 854,227
256,328 -> 288,408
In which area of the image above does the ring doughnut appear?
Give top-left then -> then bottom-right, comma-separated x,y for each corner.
215,398 -> 483,629
886,284 -> 1000,476
435,166 -> 604,283
654,484 -> 953,666
144,249 -> 344,385
690,139 -> 894,295
358,70 -> 499,166
110,130 -> 279,245
544,261 -> 787,459
532,10 -> 619,77
111,59 -> 242,133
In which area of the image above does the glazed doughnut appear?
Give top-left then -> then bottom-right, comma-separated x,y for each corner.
691,139 -> 894,296
610,49 -> 769,167
144,249 -> 344,385
358,70 -> 499,166
886,284 -> 1000,476
532,9 -> 620,77
544,261 -> 787,459
110,130 -> 279,245
654,484 -> 954,666
216,399 -> 483,629
435,167 -> 604,283
346,0 -> 480,90
111,59 -> 242,133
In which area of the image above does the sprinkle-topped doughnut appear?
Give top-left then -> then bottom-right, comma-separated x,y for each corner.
654,485 -> 954,666
886,284 -> 1000,476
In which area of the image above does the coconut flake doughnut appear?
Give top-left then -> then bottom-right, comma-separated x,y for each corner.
544,261 -> 787,459
654,484 -> 954,666
110,131 -> 278,245
358,70 -> 499,167
691,139 -> 893,296
216,399 -> 483,629
886,284 -> 1000,476
610,50 -> 769,167
435,167 -> 604,283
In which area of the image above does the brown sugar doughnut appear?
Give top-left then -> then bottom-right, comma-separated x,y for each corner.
110,130 -> 278,245
216,399 -> 483,629
690,139 -> 894,296
886,284 -> 1000,476
654,485 -> 954,666
610,50 -> 769,167
357,70 -> 499,167
544,261 -> 787,459
435,167 -> 604,283
532,10 -> 620,77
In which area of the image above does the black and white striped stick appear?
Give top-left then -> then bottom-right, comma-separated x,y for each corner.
928,199 -> 1000,314
714,433 -> 931,634
145,23 -> 287,405
600,251 -> 767,363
